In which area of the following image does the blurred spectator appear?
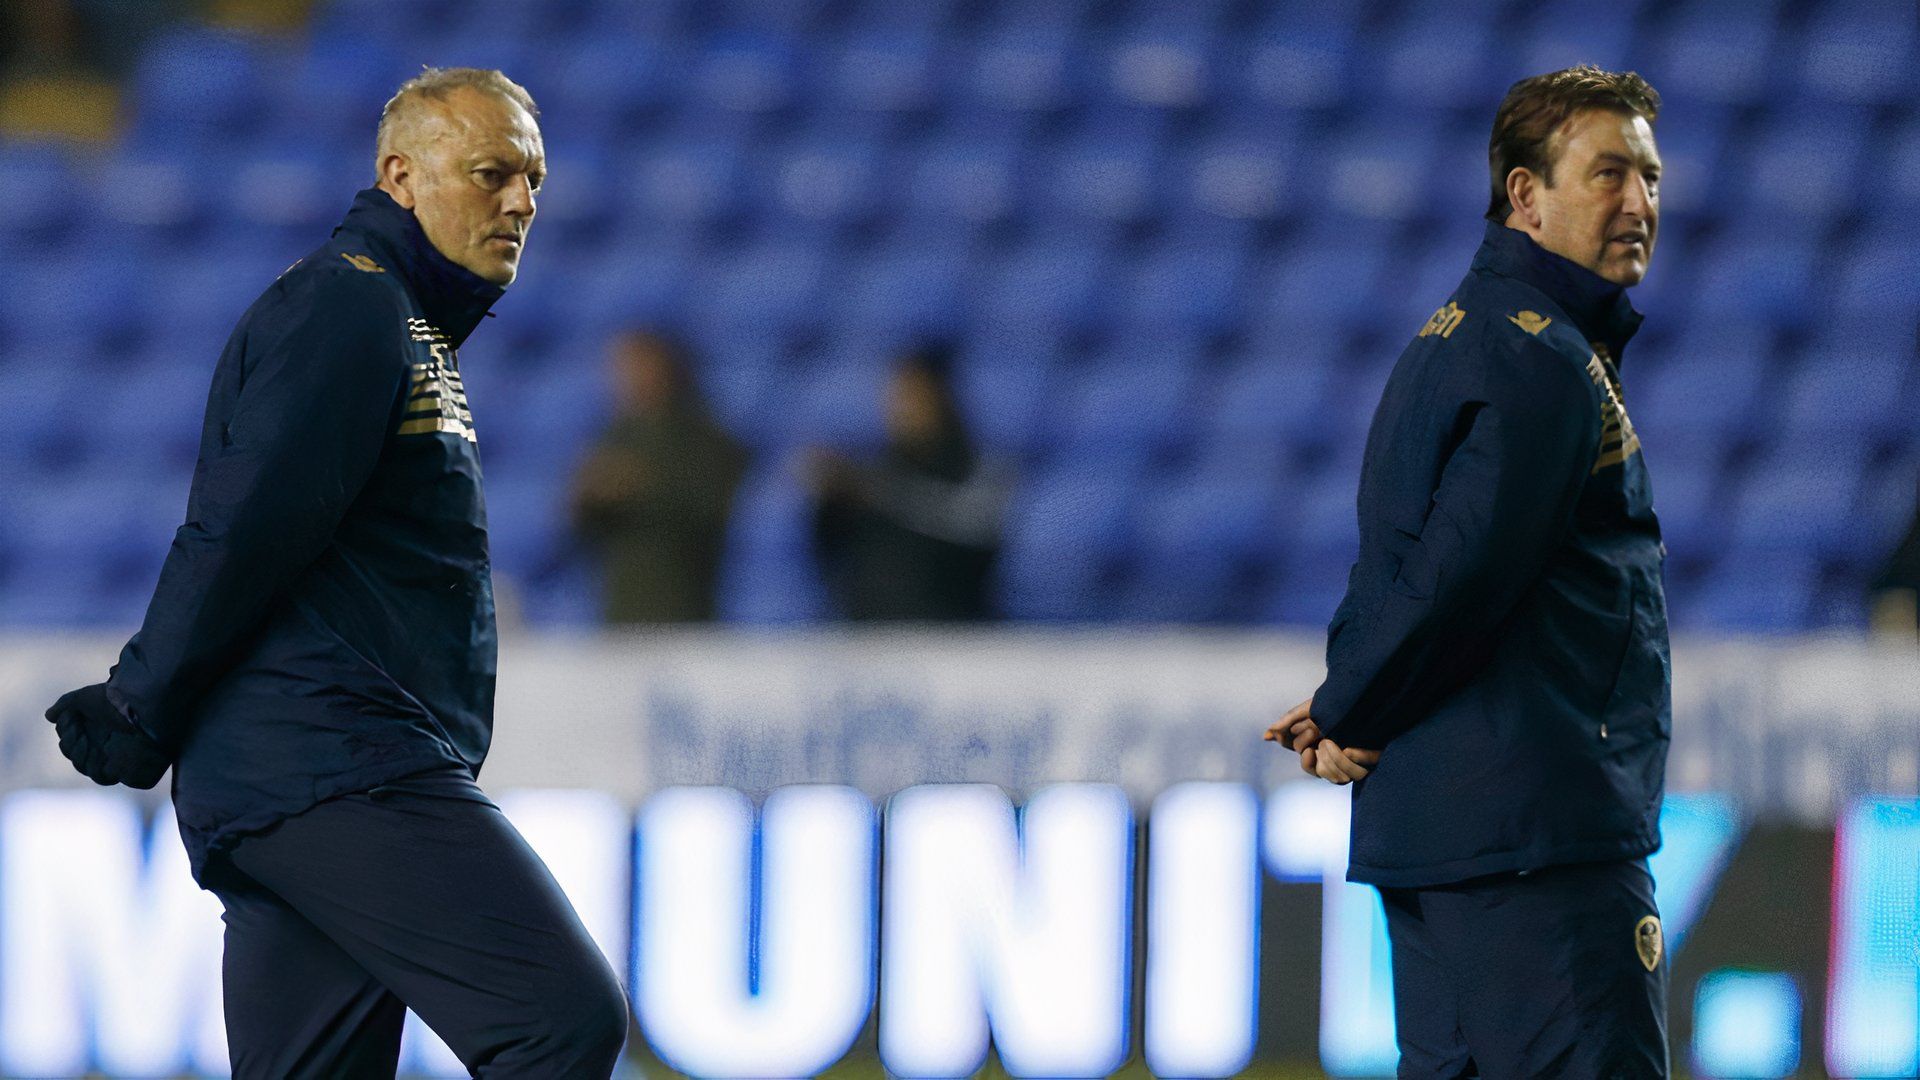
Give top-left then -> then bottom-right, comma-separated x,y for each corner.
570,330 -> 747,624
807,344 -> 1010,621
1870,474 -> 1920,638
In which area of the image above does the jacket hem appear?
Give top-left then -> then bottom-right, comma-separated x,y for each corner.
1346,832 -> 1660,889
179,748 -> 471,888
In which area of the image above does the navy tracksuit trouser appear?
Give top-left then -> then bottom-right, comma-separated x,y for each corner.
208,766 -> 629,1079
1380,858 -> 1669,1080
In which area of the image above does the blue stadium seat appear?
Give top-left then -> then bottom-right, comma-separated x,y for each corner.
1168,124 -> 1298,230
1360,12 -> 1501,114
1242,223 -> 1393,334
777,350 -> 890,451
1035,132 -> 1168,235
1512,0 -> 1638,73
1828,236 -> 1920,323
1234,28 -> 1352,114
98,358 -> 211,471
623,133 -> 750,231
91,150 -> 214,240
1735,107 -> 1871,223
1115,241 -> 1248,337
1308,117 -> 1442,225
973,239 -> 1115,337
694,331 -> 788,445
897,128 -> 1029,230
547,241 -> 701,339
0,145 -> 84,247
1797,0 -> 1916,106
1725,441 -> 1869,559
1645,4 -> 1781,108
813,31 -> 943,115
960,32 -> 1090,118
0,252 -> 145,357
1121,464 -> 1283,623
715,461 -> 831,624
1778,333 -> 1915,447
483,473 -> 571,583
127,27 -> 267,146
1689,229 -> 1819,330
1685,553 -> 1818,634
683,34 -> 801,118
752,131 -> 888,232
1877,117 -> 1920,212
954,331 -> 1068,459
1645,441 -> 1725,564
259,29 -> 408,147
1204,326 -> 1354,458
1050,336 -> 1204,456
830,237 -> 975,340
1628,319 -> 1775,455
995,460 -> 1141,622
1101,32 -> 1215,113
686,240 -> 838,341
542,37 -> 681,138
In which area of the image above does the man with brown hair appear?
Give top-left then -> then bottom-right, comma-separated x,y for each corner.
42,68 -> 629,1076
1265,66 -> 1672,1076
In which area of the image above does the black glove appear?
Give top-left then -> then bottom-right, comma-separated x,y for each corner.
45,683 -> 170,789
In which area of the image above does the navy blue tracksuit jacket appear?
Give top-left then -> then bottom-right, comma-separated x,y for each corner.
1313,222 -> 1671,889
105,189 -> 504,883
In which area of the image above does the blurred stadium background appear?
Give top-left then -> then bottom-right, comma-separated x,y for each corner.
0,0 -> 1916,1077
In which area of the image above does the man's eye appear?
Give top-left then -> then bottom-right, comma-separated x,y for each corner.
475,169 -> 502,185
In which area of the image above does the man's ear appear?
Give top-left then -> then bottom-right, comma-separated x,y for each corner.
1506,167 -> 1542,230
377,151 -> 417,210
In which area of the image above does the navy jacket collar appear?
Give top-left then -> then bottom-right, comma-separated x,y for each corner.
331,187 -> 503,346
1471,221 -> 1644,362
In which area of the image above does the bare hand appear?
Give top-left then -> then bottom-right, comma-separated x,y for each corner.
1263,697 -> 1318,749
1307,738 -> 1380,785
1264,696 -> 1380,784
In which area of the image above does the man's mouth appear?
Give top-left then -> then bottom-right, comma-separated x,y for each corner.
487,233 -> 522,250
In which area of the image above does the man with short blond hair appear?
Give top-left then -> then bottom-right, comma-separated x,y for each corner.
1267,65 -> 1673,1076
44,68 -> 628,1077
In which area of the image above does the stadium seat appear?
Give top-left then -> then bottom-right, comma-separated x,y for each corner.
1114,240 -> 1248,337
1797,0 -> 1917,106
1049,335 -> 1204,457
4,0 -> 1914,630
973,239 -> 1115,337
954,331 -> 1068,459
1685,553 -> 1819,634
1645,4 -> 1781,108
1724,441 -> 1870,559
995,460 -> 1141,622
126,27 -> 268,146
1734,106 -> 1871,223
1121,463 -> 1284,623
715,461 -> 832,624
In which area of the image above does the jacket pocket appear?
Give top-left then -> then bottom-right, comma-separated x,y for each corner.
1597,577 -> 1667,745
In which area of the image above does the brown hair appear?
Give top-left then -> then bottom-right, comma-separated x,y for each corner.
1486,65 -> 1660,223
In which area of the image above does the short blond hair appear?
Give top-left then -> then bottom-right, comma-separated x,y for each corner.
376,66 -> 539,156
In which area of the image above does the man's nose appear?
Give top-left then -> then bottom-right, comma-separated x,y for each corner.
1621,171 -> 1654,219
503,175 -> 536,218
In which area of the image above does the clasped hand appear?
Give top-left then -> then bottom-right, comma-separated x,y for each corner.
44,683 -> 170,789
1262,696 -> 1379,785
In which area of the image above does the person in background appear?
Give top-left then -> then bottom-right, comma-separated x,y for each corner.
571,329 -> 747,623
1869,472 -> 1920,638
807,343 -> 1009,621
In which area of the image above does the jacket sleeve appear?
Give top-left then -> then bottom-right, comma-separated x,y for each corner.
105,271 -> 403,749
1310,342 -> 1602,750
